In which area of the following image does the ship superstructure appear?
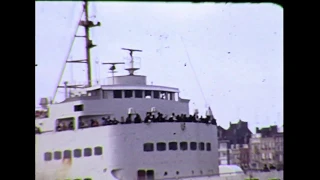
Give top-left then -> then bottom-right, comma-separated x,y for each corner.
35,1 -> 219,180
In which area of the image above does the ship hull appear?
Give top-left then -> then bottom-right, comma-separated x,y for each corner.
36,122 -> 219,180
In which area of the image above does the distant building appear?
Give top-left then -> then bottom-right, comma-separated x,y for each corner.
217,120 -> 252,170
249,125 -> 283,170
274,132 -> 283,169
239,144 -> 250,169
249,133 -> 262,170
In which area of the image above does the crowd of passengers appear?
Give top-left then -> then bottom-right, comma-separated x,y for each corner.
35,112 -> 217,133
35,110 -> 48,119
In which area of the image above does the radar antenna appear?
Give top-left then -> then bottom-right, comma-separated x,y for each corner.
102,62 -> 125,85
121,48 -> 142,75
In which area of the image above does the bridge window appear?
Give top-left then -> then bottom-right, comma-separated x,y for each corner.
54,151 -> 62,160
169,92 -> 174,101
44,152 -> 52,161
190,142 -> 197,151
157,142 -> 166,151
206,143 -> 212,151
199,142 -> 205,151
74,104 -> 84,112
169,142 -> 178,151
73,149 -> 82,158
180,142 -> 188,151
145,90 -> 151,98
135,90 -> 143,98
113,90 -> 122,98
63,150 -> 72,159
146,170 -> 155,179
153,91 -> 160,99
125,90 -> 133,98
94,146 -> 103,156
160,91 -> 166,99
84,148 -> 92,157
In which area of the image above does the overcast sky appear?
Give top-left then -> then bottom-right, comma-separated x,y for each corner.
35,2 -> 283,131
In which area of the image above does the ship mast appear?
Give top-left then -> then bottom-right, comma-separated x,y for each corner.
84,0 -> 93,87
52,0 -> 100,102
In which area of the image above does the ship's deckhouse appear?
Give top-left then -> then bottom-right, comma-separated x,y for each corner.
45,74 -> 190,132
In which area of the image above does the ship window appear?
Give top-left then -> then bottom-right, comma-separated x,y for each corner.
63,150 -> 72,159
94,146 -> 103,156
156,142 -> 166,151
103,90 -> 108,99
137,170 -> 146,179
153,91 -> 160,99
54,151 -> 62,160
74,104 -> 84,112
88,90 -> 98,96
125,90 -> 133,98
84,148 -> 92,157
145,90 -> 152,98
190,142 -> 197,151
143,143 -> 154,152
146,170 -> 154,179
180,142 -> 188,151
73,149 -> 82,158
199,142 -> 205,151
206,143 -> 212,151
135,90 -> 143,98
44,152 -> 52,161
169,142 -> 178,151
160,91 -> 166,99
113,90 -> 122,98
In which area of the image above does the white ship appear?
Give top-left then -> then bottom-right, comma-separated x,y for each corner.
35,1 -> 219,180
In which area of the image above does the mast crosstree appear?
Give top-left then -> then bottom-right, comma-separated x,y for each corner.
53,0 -> 100,102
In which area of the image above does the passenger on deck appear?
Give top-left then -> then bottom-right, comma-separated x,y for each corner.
168,113 -> 175,122
201,116 -> 207,123
79,120 -> 88,129
68,121 -> 74,130
134,114 -> 142,123
111,117 -> 119,125
175,114 -> 181,122
91,119 -> 99,127
144,112 -> 151,123
56,122 -> 66,131
102,117 -> 109,125
120,116 -> 125,124
125,114 -> 132,124
163,114 -> 169,122
155,112 -> 163,122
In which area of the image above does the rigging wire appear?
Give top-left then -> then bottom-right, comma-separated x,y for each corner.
180,36 -> 208,108
52,9 -> 84,102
